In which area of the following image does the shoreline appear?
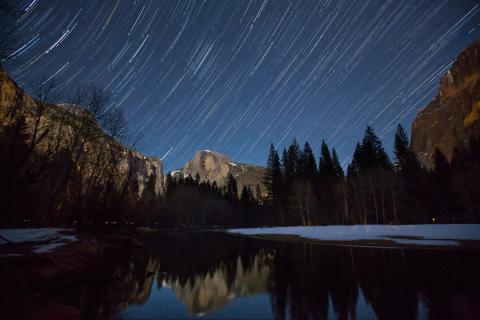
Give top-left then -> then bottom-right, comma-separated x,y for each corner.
226,232 -> 480,250
0,230 -> 143,320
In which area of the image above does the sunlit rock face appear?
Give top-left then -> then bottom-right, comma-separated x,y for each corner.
118,149 -> 164,198
0,68 -> 36,119
172,150 -> 266,197
0,67 -> 164,198
166,252 -> 272,315
411,41 -> 480,168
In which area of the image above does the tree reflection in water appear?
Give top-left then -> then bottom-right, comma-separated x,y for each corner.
114,232 -> 480,320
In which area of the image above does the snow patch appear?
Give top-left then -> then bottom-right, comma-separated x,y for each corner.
0,228 -> 78,254
228,224 -> 480,246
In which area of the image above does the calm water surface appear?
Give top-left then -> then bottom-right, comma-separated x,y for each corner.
99,231 -> 480,319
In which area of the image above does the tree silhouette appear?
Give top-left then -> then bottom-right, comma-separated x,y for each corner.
301,142 -> 317,178
264,144 -> 283,209
331,148 -> 344,177
225,173 -> 238,203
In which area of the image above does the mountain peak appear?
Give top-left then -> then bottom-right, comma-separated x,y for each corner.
171,150 -> 266,197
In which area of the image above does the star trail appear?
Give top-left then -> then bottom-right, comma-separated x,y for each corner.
4,0 -> 480,170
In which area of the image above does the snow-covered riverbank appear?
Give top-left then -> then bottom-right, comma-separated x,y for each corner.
0,228 -> 77,254
228,224 -> 480,246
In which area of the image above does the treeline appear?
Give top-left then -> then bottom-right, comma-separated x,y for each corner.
262,125 -> 480,225
158,124 -> 480,228
0,79 -> 151,227
157,172 -> 264,227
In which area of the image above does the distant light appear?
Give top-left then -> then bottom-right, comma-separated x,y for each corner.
432,217 -> 436,222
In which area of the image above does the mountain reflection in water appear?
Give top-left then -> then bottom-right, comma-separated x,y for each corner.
165,252 -> 271,314
113,231 -> 480,320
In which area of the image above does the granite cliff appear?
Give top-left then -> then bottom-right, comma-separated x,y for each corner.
0,67 -> 164,200
172,150 -> 266,197
411,41 -> 480,168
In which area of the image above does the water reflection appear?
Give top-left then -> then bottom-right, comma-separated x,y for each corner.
114,232 -> 480,320
165,252 -> 271,314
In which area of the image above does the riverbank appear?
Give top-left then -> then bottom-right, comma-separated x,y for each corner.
0,230 -> 143,320
227,224 -> 480,249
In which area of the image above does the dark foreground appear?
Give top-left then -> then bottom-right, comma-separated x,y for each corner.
1,230 -> 480,320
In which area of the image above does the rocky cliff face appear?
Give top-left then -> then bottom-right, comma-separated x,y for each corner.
118,149 -> 164,198
172,150 -> 266,197
411,41 -> 480,168
0,67 -> 164,199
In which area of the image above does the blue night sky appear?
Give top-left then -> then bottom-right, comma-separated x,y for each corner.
5,0 -> 480,171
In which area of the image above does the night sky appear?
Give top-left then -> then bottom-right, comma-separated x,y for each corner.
5,0 -> 480,171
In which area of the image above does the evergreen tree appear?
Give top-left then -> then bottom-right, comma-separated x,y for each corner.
240,185 -> 253,204
165,172 -> 174,196
433,148 -> 449,178
287,138 -> 301,177
394,124 -> 409,169
185,174 -> 194,185
360,126 -> 392,170
255,184 -> 262,204
347,143 -> 362,177
319,140 -> 335,177
394,124 -> 420,174
281,148 -> 289,188
301,142 -> 317,178
142,174 -> 157,202
140,174 -> 158,220
225,173 -> 238,203
212,181 -> 219,194
194,172 -> 201,185
331,148 -> 344,177
281,148 -> 288,172
264,144 -> 283,207
177,174 -> 184,185
241,185 -> 255,226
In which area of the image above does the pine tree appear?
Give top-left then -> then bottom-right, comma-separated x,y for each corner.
281,148 -> 288,168
255,184 -> 262,203
165,172 -> 174,196
319,140 -> 335,177
393,124 -> 419,173
394,124 -> 409,168
225,173 -> 238,203
264,144 -> 283,207
287,138 -> 301,176
331,148 -> 344,177
177,174 -> 184,185
301,141 -> 317,178
185,174 -> 194,185
241,185 -> 255,226
359,126 -> 392,170
281,147 -> 289,183
212,181 -> 219,194
347,143 -> 362,177
194,172 -> 201,185
140,174 -> 157,213
240,185 -> 253,204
